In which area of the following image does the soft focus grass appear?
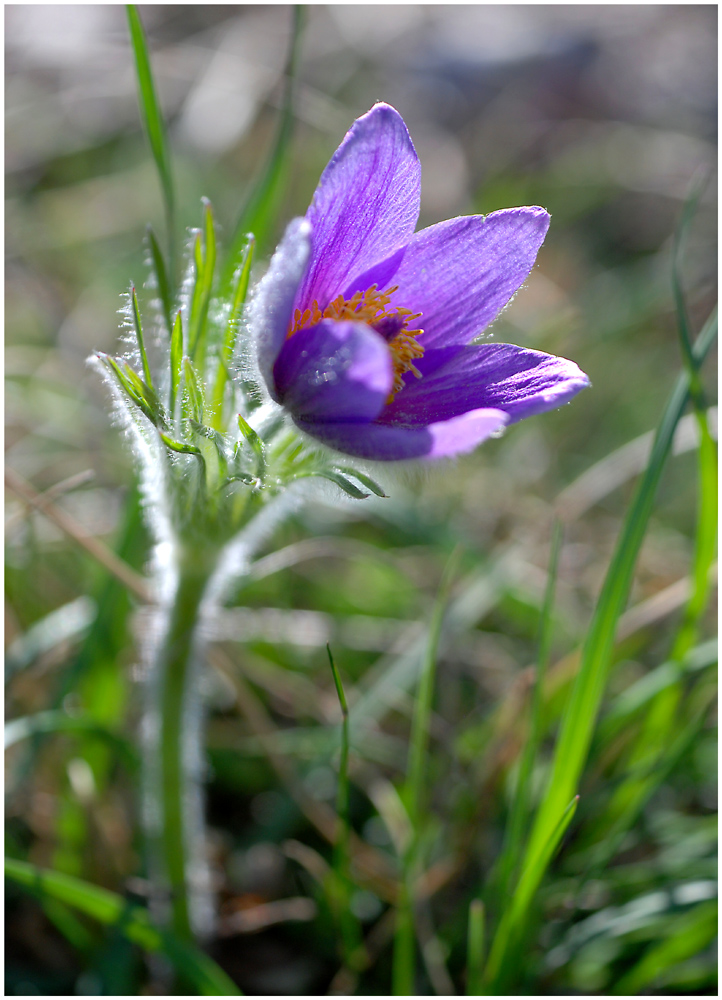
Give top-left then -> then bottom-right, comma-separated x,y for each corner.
5,5 -> 717,996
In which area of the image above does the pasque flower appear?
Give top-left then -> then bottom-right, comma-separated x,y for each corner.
252,103 -> 589,461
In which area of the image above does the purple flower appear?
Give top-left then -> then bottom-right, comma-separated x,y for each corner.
252,103 -> 589,461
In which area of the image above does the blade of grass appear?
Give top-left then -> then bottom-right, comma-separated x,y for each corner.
5,857 -> 241,995
495,521 -> 562,901
484,797 -> 578,989
392,547 -> 462,996
602,187 -> 717,837
211,237 -> 255,429
222,6 -> 305,284
327,645 -> 365,973
611,900 -> 717,996
126,5 -> 175,275
237,414 -> 266,482
169,310 -> 183,423
147,224 -> 173,335
466,900 -> 485,996
130,285 -> 153,388
484,307 -> 716,990
188,200 -> 217,367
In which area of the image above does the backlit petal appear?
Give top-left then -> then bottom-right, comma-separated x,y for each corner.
297,104 -> 421,312
381,342 -> 589,426
252,217 -> 311,398
378,207 -> 550,351
294,408 -> 507,461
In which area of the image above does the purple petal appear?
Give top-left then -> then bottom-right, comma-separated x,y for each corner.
296,104 -> 421,312
274,320 -> 393,423
252,218 -> 311,398
376,207 -> 550,351
381,342 -> 590,426
293,408 -> 508,461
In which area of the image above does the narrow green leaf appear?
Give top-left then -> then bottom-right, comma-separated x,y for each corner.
612,900 -> 717,996
130,285 -> 153,388
188,200 -> 217,365
525,312 -> 716,864
484,797 -> 578,989
335,466 -> 388,498
147,224 -> 173,335
5,857 -> 242,994
495,522 -> 562,901
671,173 -> 708,387
295,470 -> 370,500
237,414 -> 266,482
170,311 -> 183,420
466,900 -> 485,997
182,357 -> 204,424
159,432 -> 201,456
126,5 -> 175,268
326,645 -> 364,971
211,236 -> 255,429
393,547 -> 461,996
222,6 -> 305,283
190,421 -> 228,482
484,307 -> 716,992
99,353 -> 155,425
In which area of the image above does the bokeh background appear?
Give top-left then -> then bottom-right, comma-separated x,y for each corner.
6,5 -> 717,996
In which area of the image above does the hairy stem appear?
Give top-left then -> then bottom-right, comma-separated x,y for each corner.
145,550 -> 216,943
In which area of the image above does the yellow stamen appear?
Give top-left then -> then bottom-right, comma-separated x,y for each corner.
288,284 -> 424,402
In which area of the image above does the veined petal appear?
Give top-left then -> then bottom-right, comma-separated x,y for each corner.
296,103 -> 421,312
252,217 -> 311,398
274,320 -> 393,423
379,207 -> 550,351
381,342 -> 590,426
294,408 -> 508,461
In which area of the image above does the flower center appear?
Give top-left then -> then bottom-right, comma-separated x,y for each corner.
288,285 -> 424,401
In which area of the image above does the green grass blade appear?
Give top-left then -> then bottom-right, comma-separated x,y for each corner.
237,414 -> 266,482
612,900 -> 717,996
147,224 -> 173,335
126,5 -> 175,269
466,899 -> 485,996
670,178 -> 717,660
484,308 -> 717,990
130,286 -> 153,388
222,6 -> 305,284
495,521 -> 562,901
484,797 -> 578,989
526,311 -> 716,861
326,645 -> 364,972
183,357 -> 205,424
335,467 -> 388,498
671,174 -> 707,383
211,237 -> 255,429
188,201 -> 217,367
393,547 -> 461,996
170,310 -> 183,422
671,406 -> 717,660
5,857 -> 241,995
294,470 -> 370,500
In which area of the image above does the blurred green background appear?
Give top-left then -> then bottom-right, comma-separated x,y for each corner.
6,5 -> 717,995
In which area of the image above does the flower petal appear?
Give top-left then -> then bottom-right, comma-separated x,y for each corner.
376,207 -> 550,351
296,103 -> 421,312
381,342 -> 590,426
293,408 -> 508,461
274,320 -> 393,423
252,217 -> 312,398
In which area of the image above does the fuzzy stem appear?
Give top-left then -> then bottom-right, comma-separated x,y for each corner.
145,549 -> 216,944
